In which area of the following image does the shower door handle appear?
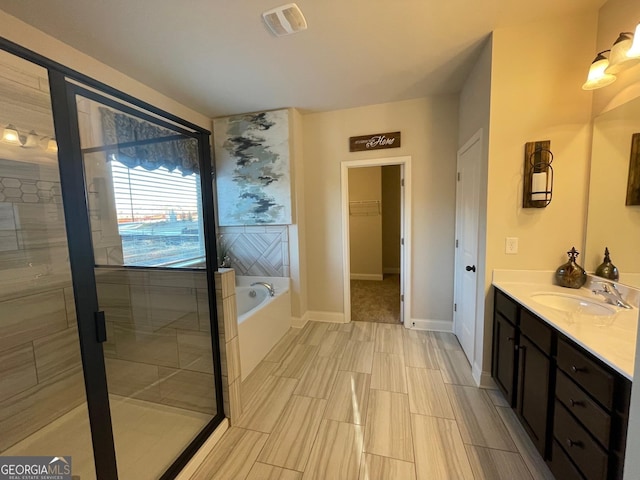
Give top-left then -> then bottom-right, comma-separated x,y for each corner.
95,311 -> 107,343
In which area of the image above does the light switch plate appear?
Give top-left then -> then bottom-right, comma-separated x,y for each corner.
505,237 -> 518,254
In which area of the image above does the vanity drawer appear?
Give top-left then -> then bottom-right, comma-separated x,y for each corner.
554,401 -> 608,480
556,370 -> 611,448
548,439 -> 586,480
495,289 -> 518,324
520,309 -> 552,354
557,338 -> 614,411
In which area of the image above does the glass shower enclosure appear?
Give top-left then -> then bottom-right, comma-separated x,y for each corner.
0,42 -> 224,480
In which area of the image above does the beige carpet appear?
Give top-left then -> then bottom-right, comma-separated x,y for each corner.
350,274 -> 401,323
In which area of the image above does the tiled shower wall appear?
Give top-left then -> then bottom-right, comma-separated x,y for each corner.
96,268 -> 216,416
218,225 -> 289,277
0,158 -> 85,453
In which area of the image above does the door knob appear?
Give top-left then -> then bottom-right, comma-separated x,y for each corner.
465,265 -> 476,273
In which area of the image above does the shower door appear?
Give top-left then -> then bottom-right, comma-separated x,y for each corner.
56,81 -> 224,480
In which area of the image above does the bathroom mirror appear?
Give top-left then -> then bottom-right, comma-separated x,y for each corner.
585,96 -> 640,288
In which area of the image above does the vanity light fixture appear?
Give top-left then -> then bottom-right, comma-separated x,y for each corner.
1,123 -> 57,152
523,141 -> 553,208
628,23 -> 640,58
605,32 -> 640,74
582,50 -> 617,90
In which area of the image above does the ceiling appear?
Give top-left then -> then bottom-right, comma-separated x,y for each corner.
0,0 -> 605,118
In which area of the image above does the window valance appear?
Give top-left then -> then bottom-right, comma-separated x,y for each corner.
100,107 -> 199,176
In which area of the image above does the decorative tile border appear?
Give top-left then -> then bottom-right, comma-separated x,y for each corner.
219,226 -> 289,277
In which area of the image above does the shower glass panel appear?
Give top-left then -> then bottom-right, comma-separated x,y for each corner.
0,51 -> 97,478
75,93 -> 217,479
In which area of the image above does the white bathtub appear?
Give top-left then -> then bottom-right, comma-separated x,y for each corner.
236,276 -> 291,380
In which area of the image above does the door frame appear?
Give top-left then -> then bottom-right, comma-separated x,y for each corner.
453,130 -> 482,364
341,156 -> 412,326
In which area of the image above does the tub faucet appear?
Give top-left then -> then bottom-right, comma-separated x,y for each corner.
251,281 -> 275,297
592,281 -> 632,309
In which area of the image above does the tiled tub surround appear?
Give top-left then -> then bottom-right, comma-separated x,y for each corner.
96,267 -> 217,415
492,270 -> 640,379
215,271 -> 293,424
218,225 -> 289,277
236,276 -> 291,381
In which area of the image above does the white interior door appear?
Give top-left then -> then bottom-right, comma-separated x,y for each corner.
454,132 -> 482,364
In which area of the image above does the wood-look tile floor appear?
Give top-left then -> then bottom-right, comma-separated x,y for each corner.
190,322 -> 556,480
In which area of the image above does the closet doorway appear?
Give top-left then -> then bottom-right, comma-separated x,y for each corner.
341,156 -> 412,325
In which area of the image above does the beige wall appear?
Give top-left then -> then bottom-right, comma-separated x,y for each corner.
302,96 -> 459,322
348,166 -> 383,278
0,10 -> 210,129
458,37 -> 492,380
479,12 -> 598,375
381,165 -> 401,272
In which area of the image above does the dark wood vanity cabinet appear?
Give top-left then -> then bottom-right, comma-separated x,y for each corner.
491,288 -> 631,480
492,309 -> 518,406
517,312 -> 553,458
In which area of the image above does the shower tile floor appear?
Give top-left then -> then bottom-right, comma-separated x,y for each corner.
4,395 -> 211,480
189,321 -> 555,480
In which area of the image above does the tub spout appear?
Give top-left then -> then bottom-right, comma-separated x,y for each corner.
251,281 -> 275,297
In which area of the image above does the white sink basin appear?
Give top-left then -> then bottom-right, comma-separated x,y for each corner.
531,292 -> 616,316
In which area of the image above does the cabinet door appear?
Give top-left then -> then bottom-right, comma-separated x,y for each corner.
493,314 -> 517,406
517,335 -> 551,458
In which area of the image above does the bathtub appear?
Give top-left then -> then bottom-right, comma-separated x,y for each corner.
236,276 -> 291,380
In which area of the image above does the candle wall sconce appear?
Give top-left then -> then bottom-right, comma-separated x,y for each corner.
523,140 -> 554,208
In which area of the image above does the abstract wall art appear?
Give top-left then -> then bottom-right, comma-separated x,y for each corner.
214,109 -> 292,225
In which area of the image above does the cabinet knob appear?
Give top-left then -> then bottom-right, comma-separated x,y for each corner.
566,438 -> 583,448
465,265 -> 476,273
569,398 -> 583,408
507,336 -> 514,342
570,365 -> 584,374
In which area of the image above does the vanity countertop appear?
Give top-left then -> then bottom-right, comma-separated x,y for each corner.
493,279 -> 639,380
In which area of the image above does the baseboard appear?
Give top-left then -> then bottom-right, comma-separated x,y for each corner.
291,312 -> 310,329
408,318 -> 453,332
306,311 -> 345,323
383,267 -> 401,274
350,273 -> 384,281
176,418 -> 229,479
473,364 -> 495,389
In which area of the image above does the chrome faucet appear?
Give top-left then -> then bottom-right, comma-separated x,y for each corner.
251,281 -> 275,297
592,281 -> 632,309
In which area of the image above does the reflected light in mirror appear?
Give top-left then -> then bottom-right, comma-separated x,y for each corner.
2,124 -> 20,144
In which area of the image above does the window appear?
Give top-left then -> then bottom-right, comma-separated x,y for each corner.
110,160 -> 205,267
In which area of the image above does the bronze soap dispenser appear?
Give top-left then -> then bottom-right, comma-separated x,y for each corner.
555,247 -> 587,289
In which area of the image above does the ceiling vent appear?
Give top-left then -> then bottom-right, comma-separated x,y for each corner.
262,3 -> 308,37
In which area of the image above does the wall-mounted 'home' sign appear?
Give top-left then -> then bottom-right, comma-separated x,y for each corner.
349,131 -> 401,152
